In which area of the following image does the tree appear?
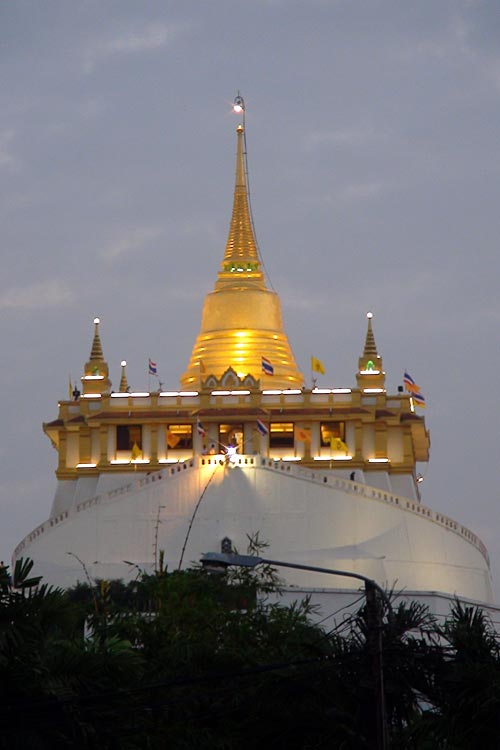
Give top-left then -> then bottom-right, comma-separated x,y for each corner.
3,557 -> 500,749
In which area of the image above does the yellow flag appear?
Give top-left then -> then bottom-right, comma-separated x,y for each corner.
131,442 -> 142,460
68,375 -> 73,399
330,437 -> 348,453
311,356 -> 325,375
295,426 -> 311,443
167,430 -> 180,449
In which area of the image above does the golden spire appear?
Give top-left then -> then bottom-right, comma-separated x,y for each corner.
119,361 -> 129,393
81,317 -> 111,395
90,317 -> 104,360
216,124 -> 265,290
363,312 -> 378,358
180,109 -> 303,389
356,312 -> 385,390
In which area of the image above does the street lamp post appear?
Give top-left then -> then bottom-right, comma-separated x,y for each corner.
201,552 -> 391,750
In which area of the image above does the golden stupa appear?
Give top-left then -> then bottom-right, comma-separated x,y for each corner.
180,123 -> 303,389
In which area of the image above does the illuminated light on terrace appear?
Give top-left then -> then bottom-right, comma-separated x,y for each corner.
129,392 -> 150,398
110,459 -> 130,465
363,388 -> 385,394
262,390 -> 283,395
212,389 -> 251,396
312,388 -> 332,394
332,388 -> 352,394
179,391 -> 199,396
368,457 -> 390,463
111,393 -> 129,398
313,455 -> 353,461
131,459 -> 150,464
281,389 -> 302,395
76,463 -> 97,468
82,394 -> 101,399
359,370 -> 380,375
82,375 -> 105,381
281,456 -> 301,462
159,458 -> 179,464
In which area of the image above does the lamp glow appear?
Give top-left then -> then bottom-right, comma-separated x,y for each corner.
233,94 -> 245,113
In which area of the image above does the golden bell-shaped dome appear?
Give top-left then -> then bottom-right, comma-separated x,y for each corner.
180,123 -> 303,389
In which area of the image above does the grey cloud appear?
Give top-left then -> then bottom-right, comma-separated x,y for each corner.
101,226 -> 164,262
0,280 -> 74,310
82,23 -> 176,73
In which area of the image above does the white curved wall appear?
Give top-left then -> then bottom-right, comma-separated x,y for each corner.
14,457 -> 493,603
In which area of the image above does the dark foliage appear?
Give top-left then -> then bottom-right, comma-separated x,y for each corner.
1,556 -> 499,749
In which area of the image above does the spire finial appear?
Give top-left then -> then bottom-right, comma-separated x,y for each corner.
356,311 -> 385,389
82,317 -> 111,395
363,311 -> 378,358
119,360 -> 129,393
90,317 -> 103,360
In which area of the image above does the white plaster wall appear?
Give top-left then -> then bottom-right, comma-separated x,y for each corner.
16,460 -> 493,604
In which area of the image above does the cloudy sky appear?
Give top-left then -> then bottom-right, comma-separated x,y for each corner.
1,1 -> 499,596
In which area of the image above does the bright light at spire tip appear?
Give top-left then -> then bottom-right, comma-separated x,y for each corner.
121,360 -> 127,367
94,317 -> 100,324
233,94 -> 244,114
367,311 -> 373,319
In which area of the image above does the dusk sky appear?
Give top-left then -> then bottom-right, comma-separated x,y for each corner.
1,1 -> 499,597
